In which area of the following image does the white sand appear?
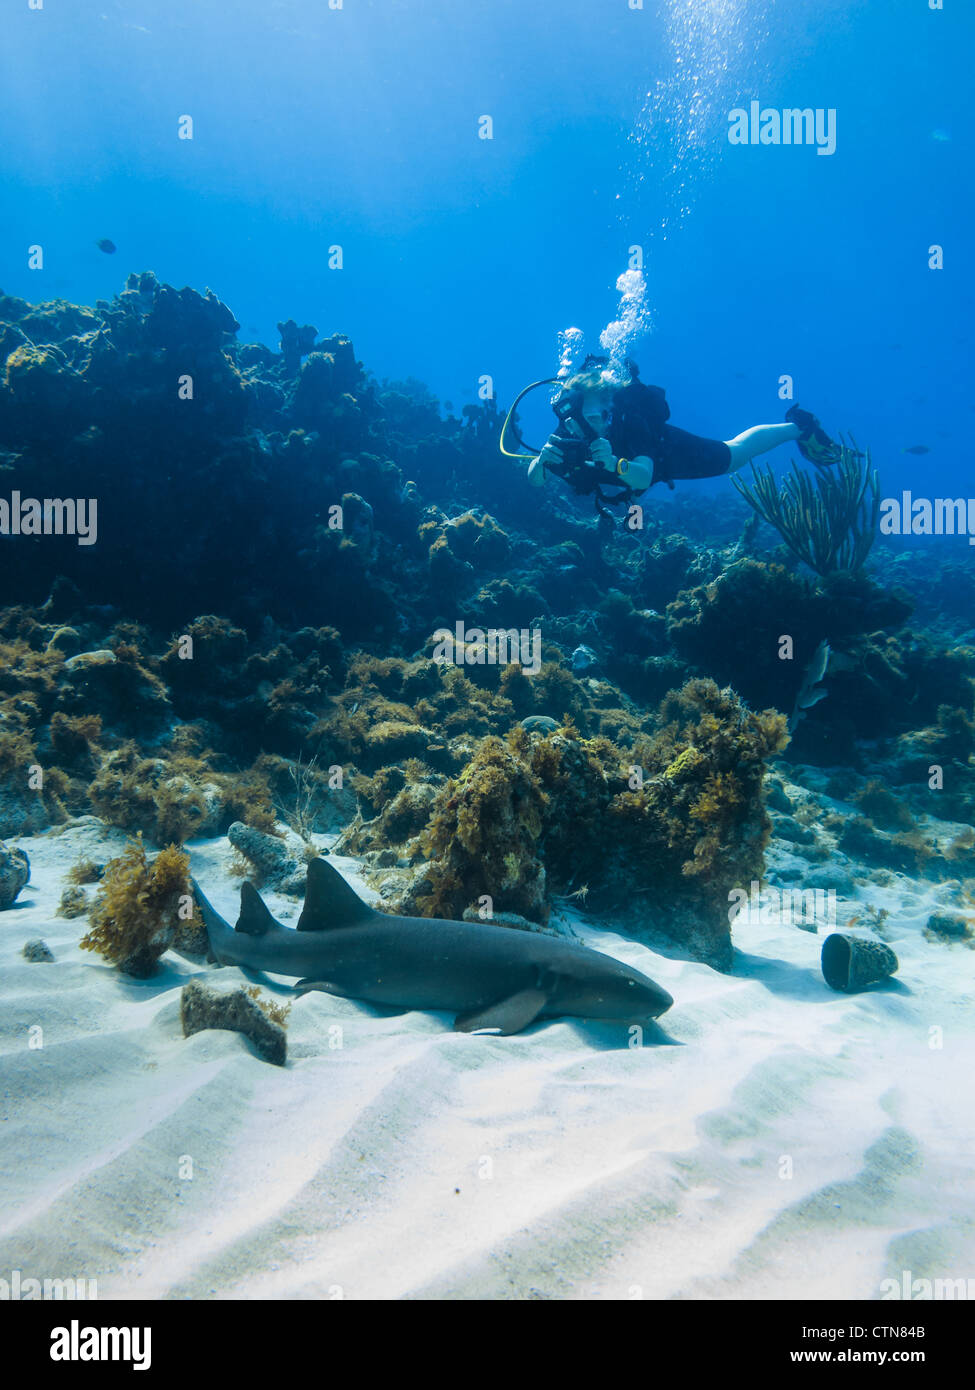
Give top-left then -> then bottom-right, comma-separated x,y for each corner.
1,815 -> 973,1301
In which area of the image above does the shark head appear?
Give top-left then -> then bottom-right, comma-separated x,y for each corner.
557,959 -> 674,1023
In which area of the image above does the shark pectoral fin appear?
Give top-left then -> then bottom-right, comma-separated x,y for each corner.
454,987 -> 550,1036
294,978 -> 357,1000
294,978 -> 345,998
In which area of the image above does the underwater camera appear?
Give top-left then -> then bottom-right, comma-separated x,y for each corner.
551,387 -> 599,468
498,357 -> 643,515
499,378 -> 598,470
499,353 -> 629,473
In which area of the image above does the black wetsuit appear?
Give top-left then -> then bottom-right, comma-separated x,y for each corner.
608,381 -> 731,487
546,379 -> 731,499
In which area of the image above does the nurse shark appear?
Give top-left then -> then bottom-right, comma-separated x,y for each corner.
192,857 -> 673,1035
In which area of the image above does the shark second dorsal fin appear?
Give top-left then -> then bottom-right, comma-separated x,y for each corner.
236,881 -> 279,936
297,856 -> 376,932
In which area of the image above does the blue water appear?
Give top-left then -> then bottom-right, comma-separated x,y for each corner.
1,0 -> 971,499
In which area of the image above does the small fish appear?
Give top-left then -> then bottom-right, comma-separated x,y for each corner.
902,445 -> 931,455
95,239 -> 117,254
806,640 -> 831,687
825,649 -> 857,674
931,128 -> 951,143
789,639 -> 831,733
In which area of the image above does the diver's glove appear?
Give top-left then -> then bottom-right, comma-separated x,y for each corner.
589,438 -> 618,472
528,440 -> 563,487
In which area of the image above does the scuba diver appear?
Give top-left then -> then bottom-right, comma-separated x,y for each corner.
499,356 -> 844,513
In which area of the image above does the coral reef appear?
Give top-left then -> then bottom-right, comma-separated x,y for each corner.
666,559 -> 914,722
369,680 -> 787,969
416,733 -> 550,923
852,781 -> 914,831
605,680 -> 789,965
2,276 -> 974,980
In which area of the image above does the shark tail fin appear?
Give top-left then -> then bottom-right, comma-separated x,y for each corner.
191,876 -> 235,962
191,876 -> 231,938
297,856 -> 376,932
236,881 -> 279,936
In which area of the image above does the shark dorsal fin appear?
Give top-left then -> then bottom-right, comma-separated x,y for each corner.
236,881 -> 279,936
297,857 -> 375,932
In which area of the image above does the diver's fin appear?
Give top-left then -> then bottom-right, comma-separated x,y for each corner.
235,881 -> 278,936
454,987 -> 550,1035
297,856 -> 376,932
786,404 -> 842,467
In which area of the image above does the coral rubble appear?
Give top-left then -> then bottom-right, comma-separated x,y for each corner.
180,978 -> 288,1066
0,841 -> 29,909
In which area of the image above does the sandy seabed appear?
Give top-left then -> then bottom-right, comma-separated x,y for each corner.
1,817 -> 973,1301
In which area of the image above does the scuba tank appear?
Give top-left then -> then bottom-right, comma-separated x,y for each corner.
609,375 -> 670,459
